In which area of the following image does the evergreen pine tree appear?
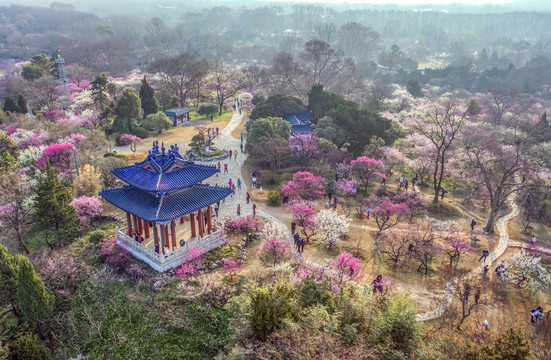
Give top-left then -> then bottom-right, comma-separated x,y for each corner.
0,243 -> 19,316
33,163 -> 80,248
114,88 -> 143,121
3,97 -> 19,113
16,255 -> 54,324
139,75 -> 159,117
91,74 -> 110,111
17,94 -> 28,114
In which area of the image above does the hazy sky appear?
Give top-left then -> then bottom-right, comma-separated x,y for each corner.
266,0 -> 515,4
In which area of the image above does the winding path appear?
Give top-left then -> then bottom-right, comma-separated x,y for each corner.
198,107 -> 521,322
416,193 -> 519,321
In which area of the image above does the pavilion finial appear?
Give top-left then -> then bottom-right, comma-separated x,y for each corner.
161,142 -> 165,154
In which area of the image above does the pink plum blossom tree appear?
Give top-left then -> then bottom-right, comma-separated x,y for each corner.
281,171 -> 327,201
259,238 -> 290,267
350,156 -> 385,195
332,252 -> 363,284
443,232 -> 473,268
289,135 -> 323,170
288,200 -> 317,242
174,248 -> 207,279
221,258 -> 243,281
38,143 -> 74,177
223,215 -> 263,246
367,194 -> 411,235
69,196 -> 103,225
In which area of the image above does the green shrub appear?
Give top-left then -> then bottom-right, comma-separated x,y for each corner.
368,294 -> 421,358
0,342 -> 8,360
198,104 -> 218,116
298,277 -> 335,313
89,230 -> 106,243
267,191 -> 281,206
13,334 -> 52,360
131,126 -> 150,138
250,282 -> 296,341
204,245 -> 239,268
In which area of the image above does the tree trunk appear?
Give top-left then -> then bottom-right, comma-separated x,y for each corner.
15,229 -> 30,254
484,207 -> 500,234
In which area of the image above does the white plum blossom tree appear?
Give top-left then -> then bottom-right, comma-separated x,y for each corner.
503,250 -> 551,289
315,209 -> 350,249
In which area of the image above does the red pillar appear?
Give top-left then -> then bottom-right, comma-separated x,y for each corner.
126,212 -> 133,237
198,209 -> 204,237
171,220 -> 177,249
153,224 -> 159,253
144,221 -> 150,238
207,206 -> 212,234
132,215 -> 139,237
159,224 -> 165,254
137,218 -> 143,235
190,213 -> 196,237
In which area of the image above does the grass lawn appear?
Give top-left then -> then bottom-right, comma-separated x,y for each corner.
117,110 -> 233,162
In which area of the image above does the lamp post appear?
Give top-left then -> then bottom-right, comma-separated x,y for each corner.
73,146 -> 79,178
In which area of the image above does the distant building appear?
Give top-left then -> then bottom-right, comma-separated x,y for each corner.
164,107 -> 192,126
284,110 -> 315,138
284,110 -> 315,151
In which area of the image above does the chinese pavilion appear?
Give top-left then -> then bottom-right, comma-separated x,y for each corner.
99,142 -> 232,271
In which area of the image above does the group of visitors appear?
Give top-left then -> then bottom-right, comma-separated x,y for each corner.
251,170 -> 261,189
531,307 -> 545,323
227,149 -> 239,159
293,233 -> 305,253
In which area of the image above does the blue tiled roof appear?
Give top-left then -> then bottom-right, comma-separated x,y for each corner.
99,184 -> 233,222
164,107 -> 192,116
112,143 -> 219,192
291,124 -> 315,134
284,110 -> 315,127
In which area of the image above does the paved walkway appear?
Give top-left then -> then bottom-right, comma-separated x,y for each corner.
199,108 -> 252,220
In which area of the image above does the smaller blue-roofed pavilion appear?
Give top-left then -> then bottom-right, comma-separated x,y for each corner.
99,142 -> 232,268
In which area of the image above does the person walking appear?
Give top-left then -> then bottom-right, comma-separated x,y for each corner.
240,142 -> 243,152
441,188 -> 447,200
252,203 -> 256,217
240,132 -> 243,141
231,184 -> 236,192
237,204 -> 241,216
210,115 -> 213,122
234,150 -> 238,159
294,233 -> 300,249
531,234 -> 536,246
229,150 -> 232,158
299,238 -> 305,253
479,248 -> 490,262
381,176 -> 386,185
470,219 -> 477,232
483,265 -> 490,279
328,190 -> 332,202
237,178 -> 241,189
216,127 -> 219,135
412,175 -> 418,188
399,175 -> 405,188
228,178 -> 233,187
291,221 -> 296,234
405,179 -> 409,191
333,197 -> 338,210
252,175 -> 257,188
367,207 -> 371,219
246,192 -> 250,204
282,195 -> 289,205
224,163 -> 228,174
